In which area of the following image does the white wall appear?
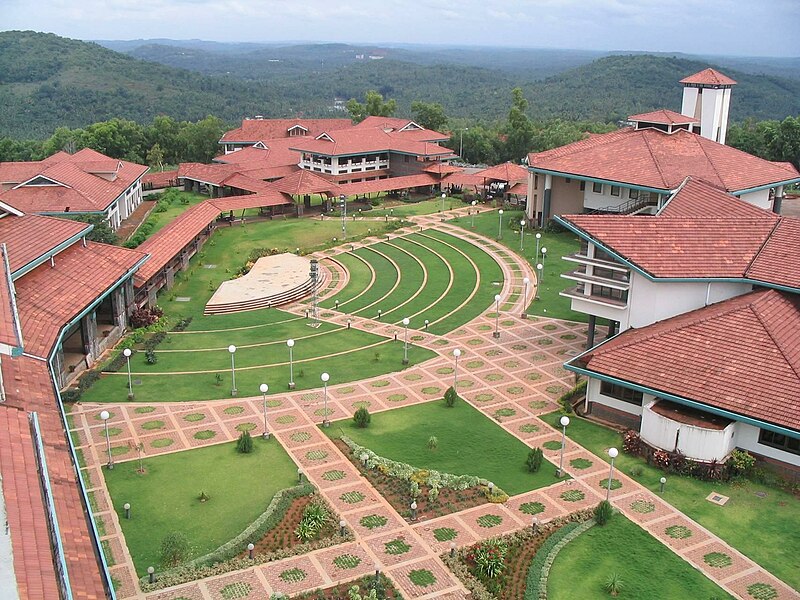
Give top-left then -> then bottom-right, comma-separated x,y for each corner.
641,401 -> 736,462
681,87 -> 699,120
586,378 -> 644,416
734,423 -> 800,468
627,274 -> 751,330
737,189 -> 772,210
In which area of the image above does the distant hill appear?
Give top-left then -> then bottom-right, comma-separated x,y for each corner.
520,54 -> 800,123
2,32 -> 798,140
0,31 -> 294,138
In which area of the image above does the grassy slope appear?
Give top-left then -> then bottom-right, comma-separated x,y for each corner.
542,411 -> 800,589
450,209 -> 586,322
104,438 -> 297,575
327,400 -> 560,496
548,515 -> 733,599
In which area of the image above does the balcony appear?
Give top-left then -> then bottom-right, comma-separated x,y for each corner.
562,268 -> 630,291
560,285 -> 628,310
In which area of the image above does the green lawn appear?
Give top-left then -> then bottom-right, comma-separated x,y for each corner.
326,401 -> 561,496
548,515 -> 733,599
381,197 -> 462,217
450,209 -> 586,322
543,411 -> 800,589
104,438 -> 297,576
141,191 -> 208,240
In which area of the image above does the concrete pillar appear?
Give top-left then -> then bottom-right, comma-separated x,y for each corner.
587,314 -> 596,349
180,251 -> 189,270
124,280 -> 135,315
606,319 -> 617,339
112,289 -> 126,329
165,267 -> 175,289
83,312 -> 99,361
542,174 -> 553,225
147,286 -> 157,307
53,347 -> 66,389
773,185 -> 784,214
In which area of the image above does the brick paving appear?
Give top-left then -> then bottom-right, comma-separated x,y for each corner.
69,209 -> 798,599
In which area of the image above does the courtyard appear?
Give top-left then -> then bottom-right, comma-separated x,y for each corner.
67,199 -> 798,600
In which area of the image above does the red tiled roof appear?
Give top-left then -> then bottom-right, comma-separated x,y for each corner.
210,192 -> 293,212
575,289 -> 799,430
178,162 -> 240,186
214,138 -> 303,170
563,213 -> 778,279
220,118 -> 352,143
658,178 -> 779,219
354,117 -> 449,142
290,127 -> 454,158
0,244 -> 22,352
628,109 -> 699,124
142,170 -> 179,188
528,127 -> 799,192
477,162 -> 529,183
0,405 -> 61,600
0,149 -> 148,214
15,242 -> 147,358
423,163 -> 463,175
442,172 -> 486,187
219,173 -> 276,195
680,68 -> 737,86
508,181 -> 528,195
747,218 -> 800,289
135,202 -> 222,285
271,170 -> 341,196
0,214 -> 90,275
2,355 -> 108,599
337,173 -> 441,196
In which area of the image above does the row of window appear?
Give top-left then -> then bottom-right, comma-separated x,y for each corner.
599,381 -> 643,405
759,430 -> 800,456
576,283 -> 629,302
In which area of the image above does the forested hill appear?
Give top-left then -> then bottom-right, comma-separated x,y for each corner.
522,55 -> 800,123
0,31 -> 293,138
2,31 -> 799,141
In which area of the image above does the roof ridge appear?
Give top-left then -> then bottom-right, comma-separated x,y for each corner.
693,134 -> 727,189
640,131 -> 669,188
744,217 -> 784,278
750,301 -> 800,381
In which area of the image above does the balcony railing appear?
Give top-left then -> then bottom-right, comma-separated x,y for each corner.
562,268 -> 630,290
560,286 -> 628,309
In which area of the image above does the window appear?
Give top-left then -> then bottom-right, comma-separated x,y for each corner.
591,284 -> 628,302
404,155 -> 410,163
593,267 -> 629,282
759,430 -> 800,456
565,178 -> 571,183
580,181 -> 586,191
629,188 -> 639,200
600,381 -> 643,405
610,186 -> 620,197
592,182 -> 603,194
593,247 -> 618,263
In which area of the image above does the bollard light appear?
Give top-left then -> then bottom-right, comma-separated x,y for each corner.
123,502 -> 131,520
339,519 -> 346,536
248,542 -> 255,560
450,541 -> 456,557
410,500 -> 418,521
147,566 -> 155,584
298,468 -> 304,483
660,476 -> 667,494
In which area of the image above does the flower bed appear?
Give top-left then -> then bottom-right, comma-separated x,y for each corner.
443,509 -> 594,600
335,437 -> 507,520
291,574 -> 402,599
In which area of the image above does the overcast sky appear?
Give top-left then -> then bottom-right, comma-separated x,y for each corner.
3,0 -> 799,57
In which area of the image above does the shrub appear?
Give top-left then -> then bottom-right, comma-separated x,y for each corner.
526,447 -> 544,473
427,435 -> 438,450
622,429 -> 641,454
603,572 -> 624,596
294,499 -> 330,542
214,373 -> 223,386
444,386 -> 458,407
172,317 -> 193,332
353,406 -> 371,428
469,539 -> 506,580
145,350 -> 158,364
730,449 -> 756,474
130,306 -> 163,328
236,431 -> 253,453
160,532 -> 190,568
594,500 -> 614,525
557,379 -> 586,414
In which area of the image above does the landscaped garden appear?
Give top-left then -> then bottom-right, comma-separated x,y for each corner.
326,400 -> 561,498
547,514 -> 732,599
104,437 -> 299,575
450,208 -> 586,322
542,411 -> 800,589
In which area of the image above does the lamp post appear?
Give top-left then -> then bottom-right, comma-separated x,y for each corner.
535,232 -> 541,261
440,192 -> 446,213
606,447 -> 619,501
287,339 -> 295,390
123,348 -> 134,400
228,344 -> 237,396
520,219 -> 526,251
557,415 -> 569,477
470,200 -> 477,228
452,348 -> 461,389
100,410 -> 113,469
536,263 -> 543,299
260,383 -> 269,439
498,209 -> 504,240
320,372 -> 330,427
541,246 -> 548,268
402,317 -> 410,365
339,194 -> 347,237
522,277 -> 530,318
493,294 -> 501,339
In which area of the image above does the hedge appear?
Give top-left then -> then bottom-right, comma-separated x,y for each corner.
525,518 -> 596,600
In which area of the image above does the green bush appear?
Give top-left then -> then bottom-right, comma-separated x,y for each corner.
730,449 -> 756,474
594,500 -> 614,525
353,406 -> 371,428
159,532 -> 190,568
603,572 -> 624,596
236,430 -> 253,453
558,379 -> 586,414
145,349 -> 158,364
526,447 -> 544,473
444,386 -> 458,407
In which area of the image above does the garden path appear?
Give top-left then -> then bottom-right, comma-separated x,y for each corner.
70,211 -> 797,600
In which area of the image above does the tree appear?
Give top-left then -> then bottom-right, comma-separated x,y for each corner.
346,90 -> 397,123
444,386 -> 458,407
159,532 -> 190,567
147,143 -> 165,171
69,214 -> 117,245
236,430 -> 254,453
503,87 -> 535,162
178,115 -> 226,163
594,499 -> 614,525
353,406 -> 371,428
526,447 -> 543,473
411,101 -> 448,132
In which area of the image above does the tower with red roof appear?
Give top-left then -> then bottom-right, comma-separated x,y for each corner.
680,68 -> 737,144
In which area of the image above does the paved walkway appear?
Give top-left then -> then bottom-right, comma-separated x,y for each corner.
70,211 -> 798,600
